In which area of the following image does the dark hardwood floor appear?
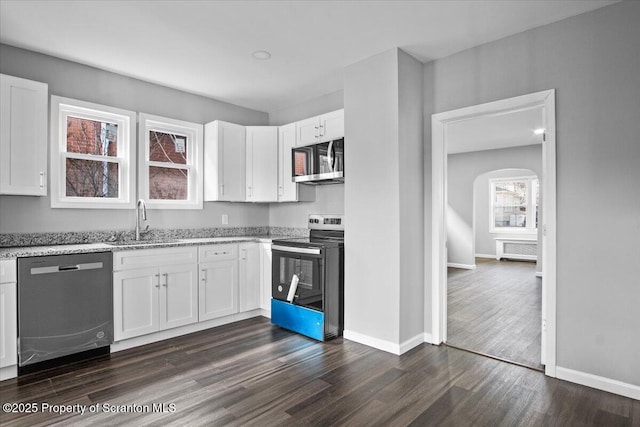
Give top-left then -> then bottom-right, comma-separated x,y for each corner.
447,258 -> 543,371
1,316 -> 638,426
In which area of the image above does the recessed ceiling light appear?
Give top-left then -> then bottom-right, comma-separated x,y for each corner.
252,50 -> 272,60
534,128 -> 545,135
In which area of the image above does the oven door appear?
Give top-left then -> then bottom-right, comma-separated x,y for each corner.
272,245 -> 324,311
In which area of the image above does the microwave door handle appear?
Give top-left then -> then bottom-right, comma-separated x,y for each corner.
328,140 -> 334,172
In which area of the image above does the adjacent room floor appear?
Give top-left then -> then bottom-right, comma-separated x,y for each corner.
2,317 -> 638,426
447,257 -> 543,370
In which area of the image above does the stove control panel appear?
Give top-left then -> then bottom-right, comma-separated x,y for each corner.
308,214 -> 344,230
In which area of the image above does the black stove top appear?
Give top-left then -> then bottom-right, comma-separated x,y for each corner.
272,230 -> 344,248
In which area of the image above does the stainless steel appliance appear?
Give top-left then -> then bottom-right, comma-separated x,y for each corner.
292,138 -> 344,184
17,252 -> 113,374
271,214 -> 344,341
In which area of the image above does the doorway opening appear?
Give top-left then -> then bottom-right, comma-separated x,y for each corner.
430,90 -> 557,377
448,166 -> 542,370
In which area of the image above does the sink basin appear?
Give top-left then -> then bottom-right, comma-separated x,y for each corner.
105,238 -> 180,246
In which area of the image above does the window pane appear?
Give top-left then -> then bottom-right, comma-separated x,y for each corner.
66,116 -> 118,156
494,181 -> 527,228
149,166 -> 188,200
66,158 -> 119,198
149,131 -> 188,165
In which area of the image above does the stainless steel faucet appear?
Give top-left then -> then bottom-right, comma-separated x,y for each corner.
135,199 -> 149,240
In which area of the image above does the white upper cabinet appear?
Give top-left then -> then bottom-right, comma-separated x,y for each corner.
278,123 -> 297,202
204,120 -> 246,201
295,109 -> 344,146
278,123 -> 315,202
0,74 -> 48,196
246,126 -> 278,202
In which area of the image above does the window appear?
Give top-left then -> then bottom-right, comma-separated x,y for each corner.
50,96 -> 136,208
490,176 -> 539,233
138,114 -> 203,209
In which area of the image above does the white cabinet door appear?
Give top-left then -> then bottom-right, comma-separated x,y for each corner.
319,109 -> 344,142
204,120 -> 246,201
0,282 -> 17,368
199,260 -> 238,321
246,126 -> 278,202
278,123 -> 297,202
114,268 -> 160,341
238,243 -> 261,312
259,243 -> 272,312
296,116 -> 320,146
160,264 -> 198,330
0,74 -> 48,196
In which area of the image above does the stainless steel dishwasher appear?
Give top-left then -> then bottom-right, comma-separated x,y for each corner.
17,252 -> 113,374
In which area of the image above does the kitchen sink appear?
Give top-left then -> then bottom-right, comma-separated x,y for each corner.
104,238 -> 180,246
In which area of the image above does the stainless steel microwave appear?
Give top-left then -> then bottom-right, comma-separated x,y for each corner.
292,138 -> 344,184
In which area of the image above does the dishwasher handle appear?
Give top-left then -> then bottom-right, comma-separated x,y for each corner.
30,262 -> 105,275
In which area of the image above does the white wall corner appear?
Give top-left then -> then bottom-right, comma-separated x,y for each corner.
556,366 -> 640,400
399,333 -> 426,354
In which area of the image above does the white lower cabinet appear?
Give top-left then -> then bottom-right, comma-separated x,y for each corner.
239,243 -> 260,312
0,260 -> 17,371
199,259 -> 238,321
259,242 -> 272,312
113,248 -> 198,341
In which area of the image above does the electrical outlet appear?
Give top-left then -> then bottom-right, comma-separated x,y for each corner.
222,214 -> 229,225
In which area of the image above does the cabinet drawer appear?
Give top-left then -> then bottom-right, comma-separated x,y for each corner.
198,244 -> 237,263
0,259 -> 17,283
114,247 -> 198,271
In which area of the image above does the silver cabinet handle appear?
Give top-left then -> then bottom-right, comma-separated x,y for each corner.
39,172 -> 45,188
155,273 -> 160,288
318,124 -> 324,136
220,183 -> 224,195
163,273 -> 168,287
201,269 -> 207,282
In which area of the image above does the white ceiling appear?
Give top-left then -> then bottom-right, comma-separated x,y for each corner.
447,107 -> 544,154
0,0 -> 618,113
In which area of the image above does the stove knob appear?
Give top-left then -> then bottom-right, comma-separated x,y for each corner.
278,285 -> 283,292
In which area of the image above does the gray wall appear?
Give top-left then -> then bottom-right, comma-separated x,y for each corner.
344,48 -> 401,344
447,145 -> 542,267
344,48 -> 424,348
474,168 -> 538,258
268,90 -> 345,228
0,44 -> 270,233
426,1 -> 640,385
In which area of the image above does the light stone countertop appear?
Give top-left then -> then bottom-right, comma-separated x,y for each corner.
0,235 -> 282,259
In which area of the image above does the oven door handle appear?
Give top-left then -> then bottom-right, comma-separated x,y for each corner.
272,245 -> 321,255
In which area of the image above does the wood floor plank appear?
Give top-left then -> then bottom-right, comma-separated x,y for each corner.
1,316 -> 637,427
447,258 -> 543,370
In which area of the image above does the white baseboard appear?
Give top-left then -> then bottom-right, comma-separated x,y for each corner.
475,253 -> 495,259
111,309 -> 264,353
343,330 -> 424,355
535,271 -> 543,278
0,365 -> 17,381
556,366 -> 640,400
447,262 -> 476,270
423,332 -> 437,345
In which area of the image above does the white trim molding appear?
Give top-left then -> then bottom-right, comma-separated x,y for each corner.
475,253 -> 495,259
343,330 -> 424,356
556,367 -> 640,400
447,263 -> 476,270
430,89 -> 557,372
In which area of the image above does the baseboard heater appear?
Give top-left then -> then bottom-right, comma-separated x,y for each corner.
495,237 -> 537,261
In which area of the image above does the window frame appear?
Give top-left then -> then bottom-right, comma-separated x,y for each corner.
489,175 -> 539,234
50,96 -> 136,209
138,113 -> 203,209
